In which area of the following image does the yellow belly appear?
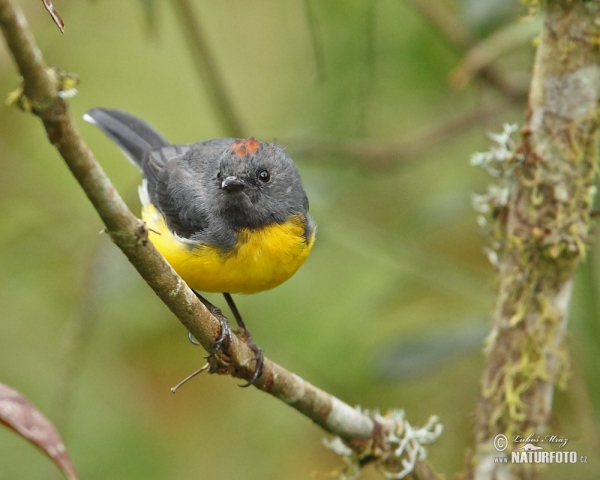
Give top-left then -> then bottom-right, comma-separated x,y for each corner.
142,203 -> 314,294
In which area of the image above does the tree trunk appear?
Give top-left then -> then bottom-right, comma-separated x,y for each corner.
470,1 -> 600,478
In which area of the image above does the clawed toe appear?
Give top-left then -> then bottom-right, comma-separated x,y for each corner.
188,331 -> 200,345
191,291 -> 264,386
238,331 -> 264,387
203,312 -> 232,360
191,291 -> 233,360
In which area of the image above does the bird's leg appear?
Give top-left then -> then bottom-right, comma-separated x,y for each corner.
223,293 -> 264,387
222,292 -> 247,330
191,291 -> 232,359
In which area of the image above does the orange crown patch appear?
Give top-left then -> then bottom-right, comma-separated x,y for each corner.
231,137 -> 260,157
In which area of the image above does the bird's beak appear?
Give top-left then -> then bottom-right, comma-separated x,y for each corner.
221,176 -> 246,192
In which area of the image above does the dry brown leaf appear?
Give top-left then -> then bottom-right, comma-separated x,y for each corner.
42,0 -> 65,33
0,382 -> 77,480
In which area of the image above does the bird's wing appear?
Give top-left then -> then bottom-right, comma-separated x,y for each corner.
145,146 -> 212,239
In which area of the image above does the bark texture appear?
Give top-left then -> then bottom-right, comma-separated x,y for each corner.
471,2 -> 600,478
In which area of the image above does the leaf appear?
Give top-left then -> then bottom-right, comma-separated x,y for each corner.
42,0 -> 65,33
0,382 -> 78,480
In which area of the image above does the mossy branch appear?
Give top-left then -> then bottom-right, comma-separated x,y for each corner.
0,1 -> 442,478
469,2 -> 600,478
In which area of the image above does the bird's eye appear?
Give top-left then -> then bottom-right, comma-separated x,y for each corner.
258,169 -> 270,183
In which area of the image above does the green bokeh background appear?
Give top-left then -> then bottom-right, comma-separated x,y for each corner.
0,1 -> 598,479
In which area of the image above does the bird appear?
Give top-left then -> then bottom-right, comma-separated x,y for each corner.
84,108 -> 316,385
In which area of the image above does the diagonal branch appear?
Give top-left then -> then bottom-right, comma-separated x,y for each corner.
0,1 -> 441,478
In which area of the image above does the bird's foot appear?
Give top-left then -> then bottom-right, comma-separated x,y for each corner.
189,292 -> 233,360
190,291 -> 263,386
237,328 -> 264,388
202,304 -> 233,361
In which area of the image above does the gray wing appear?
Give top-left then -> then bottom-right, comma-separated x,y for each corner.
147,138 -> 236,240
144,146 -> 213,239
84,108 -> 234,241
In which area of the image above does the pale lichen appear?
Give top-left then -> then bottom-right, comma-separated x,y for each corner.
471,123 -> 524,268
323,408 -> 442,480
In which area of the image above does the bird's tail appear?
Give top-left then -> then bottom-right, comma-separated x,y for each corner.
83,108 -> 170,170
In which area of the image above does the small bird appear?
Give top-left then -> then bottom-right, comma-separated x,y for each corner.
84,108 -> 316,385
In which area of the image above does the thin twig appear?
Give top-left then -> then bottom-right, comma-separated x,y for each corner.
405,0 -> 526,101
53,240 -> 105,434
287,99 -> 512,169
356,0 -> 377,137
171,363 -> 210,393
448,21 -> 539,90
302,0 -> 326,82
170,0 -> 244,138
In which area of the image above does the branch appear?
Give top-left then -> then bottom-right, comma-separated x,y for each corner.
0,1 -> 442,478
448,20 -> 539,91
405,0 -> 527,101
53,239 -> 105,433
170,0 -> 245,137
469,2 -> 600,478
302,0 -> 326,82
287,99 -> 511,169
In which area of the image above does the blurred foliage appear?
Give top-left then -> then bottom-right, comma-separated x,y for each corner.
0,0 -> 598,479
